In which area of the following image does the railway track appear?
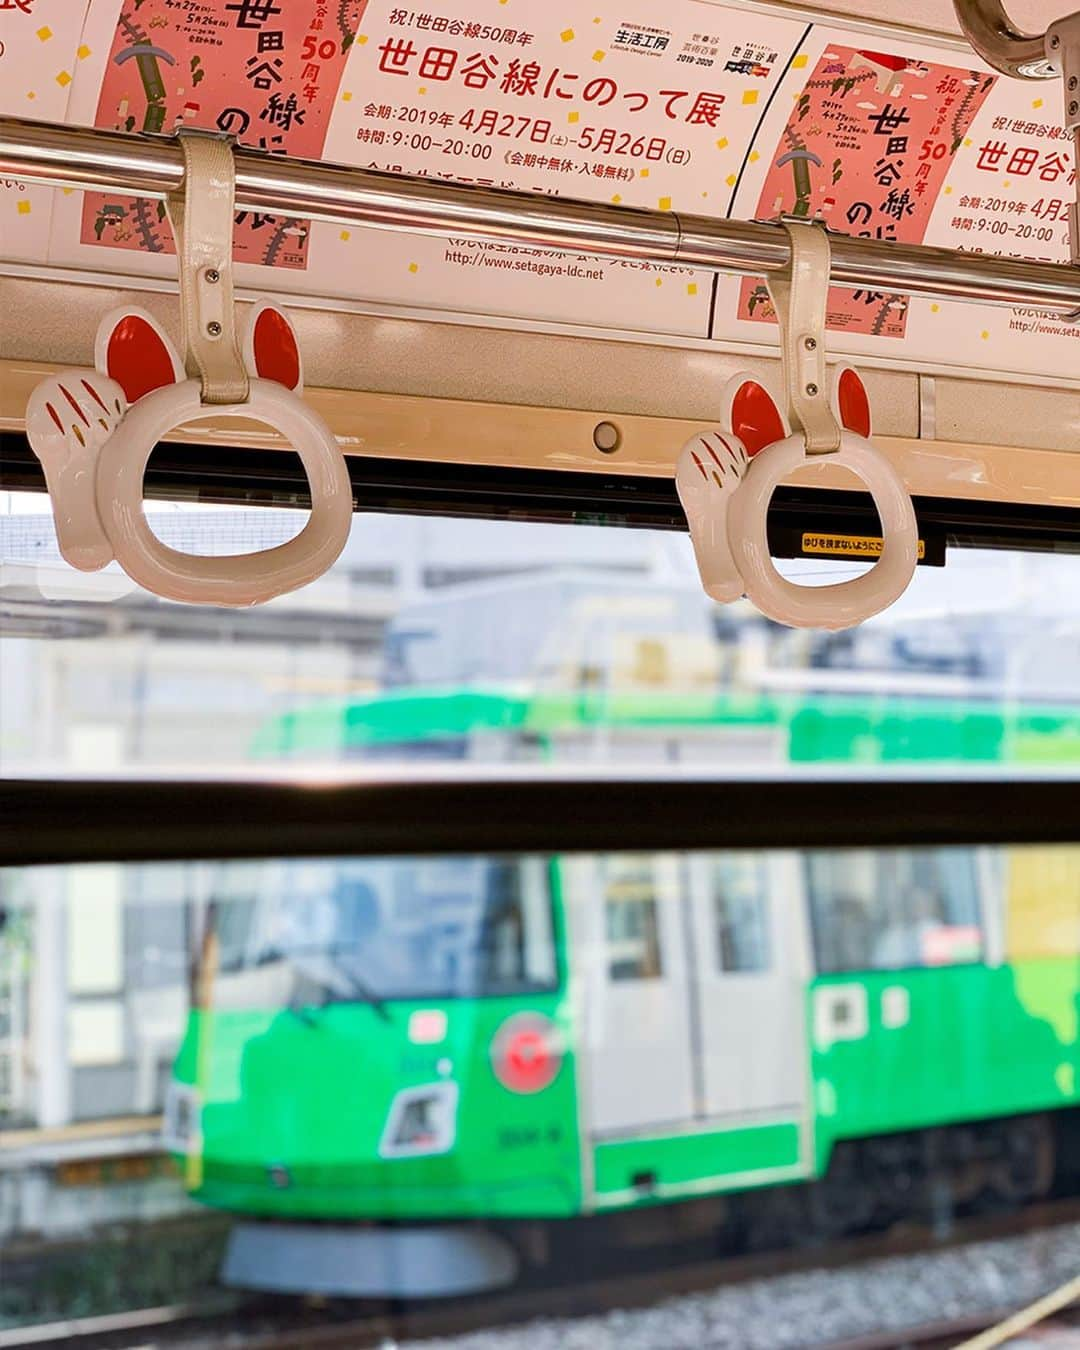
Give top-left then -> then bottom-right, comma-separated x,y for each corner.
5,1199 -> 1080,1349
828,1310 -> 1080,1349
5,1305 -> 1071,1350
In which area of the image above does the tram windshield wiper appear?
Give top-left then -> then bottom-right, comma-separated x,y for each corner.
253,947 -> 393,1025
319,953 -> 393,1024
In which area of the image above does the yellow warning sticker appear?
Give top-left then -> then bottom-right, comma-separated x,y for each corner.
801,533 -> 926,561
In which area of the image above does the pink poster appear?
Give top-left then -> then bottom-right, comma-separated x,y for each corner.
739,46 -> 995,337
80,0 -> 368,267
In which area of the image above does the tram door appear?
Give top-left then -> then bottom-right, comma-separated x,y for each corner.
575,854 -> 696,1135
688,852 -> 810,1120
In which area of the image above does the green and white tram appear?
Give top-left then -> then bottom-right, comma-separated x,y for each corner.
166,685 -> 1080,1295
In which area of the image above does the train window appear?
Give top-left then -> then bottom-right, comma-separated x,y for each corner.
712,855 -> 771,973
604,858 -> 664,981
208,856 -> 557,1003
808,848 -> 984,974
11,0 -> 1080,1323
4,496 -> 1080,779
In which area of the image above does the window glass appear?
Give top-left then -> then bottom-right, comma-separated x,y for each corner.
210,855 -> 556,1002
4,498 -> 1080,780
808,848 -> 983,973
5,495 -> 1080,1342
604,859 -> 663,980
713,855 -> 771,972
2,843 -> 1078,1340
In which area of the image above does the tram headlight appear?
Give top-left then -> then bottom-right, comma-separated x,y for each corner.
378,1081 -> 459,1159
162,1081 -> 202,1155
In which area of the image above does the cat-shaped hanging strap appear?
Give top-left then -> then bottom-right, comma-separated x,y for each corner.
676,368 -> 882,602
25,131 -> 352,607
26,303 -> 353,607
676,220 -> 918,631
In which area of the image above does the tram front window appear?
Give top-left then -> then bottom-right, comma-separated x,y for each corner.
208,856 -> 558,1004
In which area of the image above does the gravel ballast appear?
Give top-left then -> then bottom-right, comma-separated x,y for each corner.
401,1221 -> 1080,1350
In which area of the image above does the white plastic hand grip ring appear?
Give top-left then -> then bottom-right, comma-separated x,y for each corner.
97,376 -> 353,607
25,304 -> 354,608
729,432 -> 919,630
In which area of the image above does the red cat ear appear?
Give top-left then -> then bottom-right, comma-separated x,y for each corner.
243,302 -> 303,392
836,366 -> 872,438
726,377 -> 788,456
94,308 -> 184,404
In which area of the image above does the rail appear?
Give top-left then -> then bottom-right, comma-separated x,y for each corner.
5,115 -> 1080,317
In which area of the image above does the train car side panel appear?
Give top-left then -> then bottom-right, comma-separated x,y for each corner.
810,962 -> 1080,1173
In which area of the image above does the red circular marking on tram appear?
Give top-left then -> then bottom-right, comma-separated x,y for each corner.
491,1013 -> 562,1094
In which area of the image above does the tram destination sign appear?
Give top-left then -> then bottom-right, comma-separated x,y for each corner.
1,0 -> 1077,383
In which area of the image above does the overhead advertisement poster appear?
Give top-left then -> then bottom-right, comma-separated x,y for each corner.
721,22 -> 1075,379
50,0 -> 807,337
75,0 -> 368,267
0,0 -> 90,262
0,0 -> 1077,381
310,1 -> 801,334
734,45 -> 996,340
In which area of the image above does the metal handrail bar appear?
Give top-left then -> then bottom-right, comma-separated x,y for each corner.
951,0 -> 1054,77
4,115 -> 1080,315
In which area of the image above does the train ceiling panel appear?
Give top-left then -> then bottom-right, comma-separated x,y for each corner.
2,0 -> 1080,513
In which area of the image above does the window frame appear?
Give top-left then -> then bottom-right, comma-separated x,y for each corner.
3,774 -> 1078,868
602,855 -> 666,982
711,853 -> 773,975
5,432 -> 1080,557
806,846 -> 986,976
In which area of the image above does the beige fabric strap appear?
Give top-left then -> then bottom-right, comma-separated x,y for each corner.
766,219 -> 841,455
165,133 -> 249,406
